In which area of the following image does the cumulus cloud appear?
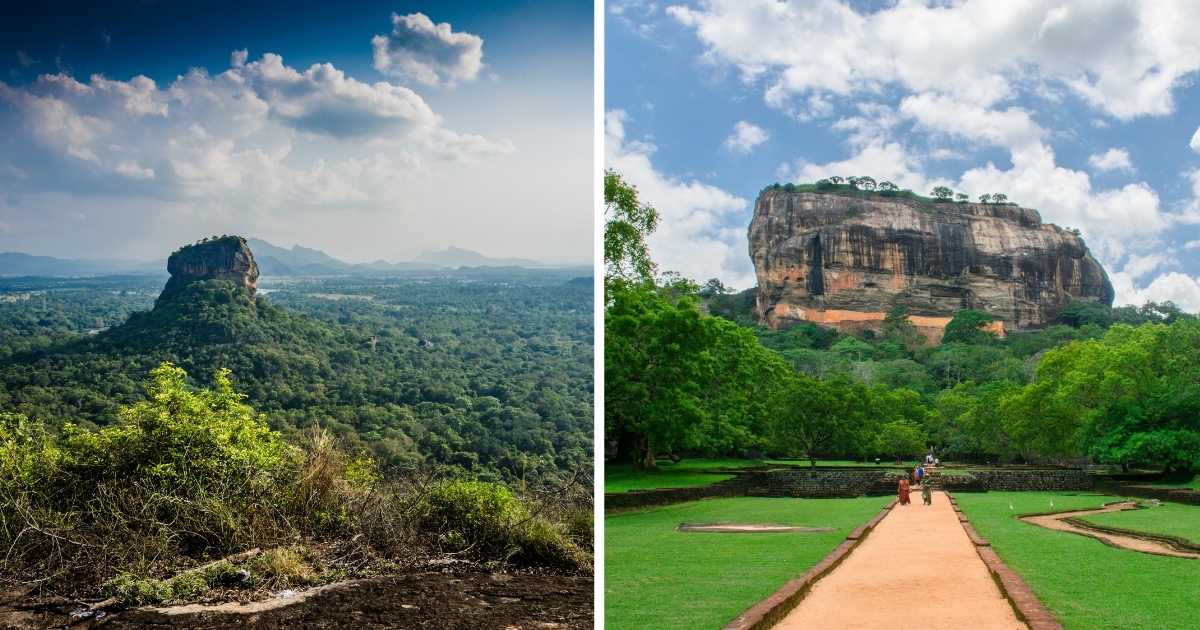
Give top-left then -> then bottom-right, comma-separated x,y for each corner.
1088,147 -> 1134,173
669,0 -> 1200,120
371,13 -> 484,87
1111,270 -> 1200,311
0,51 -> 511,206
723,120 -> 768,154
1191,126 -> 1200,153
606,110 -> 755,287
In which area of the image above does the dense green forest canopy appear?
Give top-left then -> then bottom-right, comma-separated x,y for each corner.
0,269 -> 593,484
605,169 -> 1200,472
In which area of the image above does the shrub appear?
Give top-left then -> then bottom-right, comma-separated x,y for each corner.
416,479 -> 587,570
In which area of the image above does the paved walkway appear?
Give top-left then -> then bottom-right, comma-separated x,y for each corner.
774,490 -> 1027,630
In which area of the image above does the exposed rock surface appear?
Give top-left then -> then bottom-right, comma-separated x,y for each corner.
159,236 -> 260,302
749,191 -> 1113,341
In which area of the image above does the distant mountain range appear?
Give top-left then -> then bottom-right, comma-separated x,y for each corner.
1,240 -> 577,277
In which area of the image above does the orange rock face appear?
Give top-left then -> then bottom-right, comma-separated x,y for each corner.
749,190 -> 1112,341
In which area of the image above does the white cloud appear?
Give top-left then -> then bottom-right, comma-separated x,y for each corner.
15,51 -> 38,68
0,52 -> 511,205
779,140 -> 934,195
1185,240 -> 1200,250
1191,126 -> 1200,153
1111,271 -> 1200,311
606,110 -> 755,287
1088,147 -> 1134,173
899,93 -> 1043,152
723,120 -> 768,154
669,0 -> 1200,120
371,13 -> 484,87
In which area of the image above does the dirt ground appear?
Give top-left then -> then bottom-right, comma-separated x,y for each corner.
1021,501 -> 1200,559
0,571 -> 592,629
774,490 -> 1026,630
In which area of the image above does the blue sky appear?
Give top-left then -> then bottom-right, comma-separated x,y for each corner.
605,0 -> 1200,311
0,1 -> 593,263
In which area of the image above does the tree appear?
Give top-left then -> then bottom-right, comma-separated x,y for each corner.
769,374 -> 872,466
1057,300 -> 1112,328
882,303 -> 923,352
829,175 -> 845,185
604,170 -> 660,285
699,278 -> 732,298
855,176 -> 877,191
877,181 -> 898,192
942,309 -> 998,345
991,193 -> 1008,204
931,186 -> 954,201
978,193 -> 992,204
605,283 -> 713,469
877,419 -> 927,461
955,193 -> 969,203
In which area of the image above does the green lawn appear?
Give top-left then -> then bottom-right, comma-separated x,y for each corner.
604,459 -> 766,493
1143,475 -> 1200,490
605,496 -> 890,629
605,458 -> 916,493
1079,502 -> 1200,545
954,492 -> 1200,630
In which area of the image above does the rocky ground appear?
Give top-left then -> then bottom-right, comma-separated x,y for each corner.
1,571 -> 592,629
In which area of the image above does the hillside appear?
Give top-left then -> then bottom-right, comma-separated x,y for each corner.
0,237 -> 593,483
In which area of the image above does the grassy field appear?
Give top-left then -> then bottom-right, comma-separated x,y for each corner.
1143,474 -> 1200,489
605,458 -> 912,493
605,496 -> 890,629
1079,502 -> 1200,545
955,492 -> 1200,630
604,459 -> 764,493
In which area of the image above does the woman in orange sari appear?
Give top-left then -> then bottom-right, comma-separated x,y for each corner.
898,478 -> 911,505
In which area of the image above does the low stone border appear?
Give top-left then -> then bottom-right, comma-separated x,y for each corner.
947,492 -> 1063,630
720,499 -> 897,630
1061,516 -> 1200,554
604,474 -> 762,512
1095,482 -> 1200,506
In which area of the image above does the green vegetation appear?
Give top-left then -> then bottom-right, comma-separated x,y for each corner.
1078,502 -> 1200,545
760,180 -> 1017,208
604,458 -> 768,493
0,364 -> 590,599
955,492 -> 1200,630
0,269 -> 592,483
605,496 -> 890,630
609,169 -> 1200,474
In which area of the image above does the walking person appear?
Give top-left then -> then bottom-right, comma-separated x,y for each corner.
898,477 -> 911,505
914,464 -> 924,486
922,481 -> 932,506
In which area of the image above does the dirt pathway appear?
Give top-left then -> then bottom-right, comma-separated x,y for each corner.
773,490 -> 1025,630
1020,501 -> 1200,559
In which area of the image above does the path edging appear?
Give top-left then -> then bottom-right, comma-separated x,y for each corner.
946,492 -> 1064,630
720,499 -> 897,630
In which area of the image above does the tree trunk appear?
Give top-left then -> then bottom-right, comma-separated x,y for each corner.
635,435 -> 656,470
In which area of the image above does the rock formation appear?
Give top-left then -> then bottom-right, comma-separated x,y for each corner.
158,236 -> 260,302
749,190 -> 1113,342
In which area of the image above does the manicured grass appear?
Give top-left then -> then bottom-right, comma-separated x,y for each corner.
604,459 -> 759,493
764,458 -> 906,469
1079,501 -> 1200,545
1143,475 -> 1200,490
605,496 -> 891,629
955,492 -> 1200,630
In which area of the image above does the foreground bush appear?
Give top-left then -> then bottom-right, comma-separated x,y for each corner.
417,479 -> 590,569
0,363 -> 591,600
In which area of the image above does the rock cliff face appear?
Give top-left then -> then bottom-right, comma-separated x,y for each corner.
749,190 -> 1113,342
158,236 -> 260,302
